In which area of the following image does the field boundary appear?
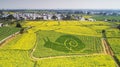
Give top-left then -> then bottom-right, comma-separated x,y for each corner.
0,32 -> 20,46
0,26 -> 33,47
102,38 -> 120,67
30,35 -> 120,67
30,39 -> 104,60
30,46 -> 104,60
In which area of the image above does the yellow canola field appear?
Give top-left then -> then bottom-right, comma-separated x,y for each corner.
37,55 -> 116,67
2,32 -> 36,50
3,21 -> 112,50
25,21 -> 100,36
12,33 -> 36,50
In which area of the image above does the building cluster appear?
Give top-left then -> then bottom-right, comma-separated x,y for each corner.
0,12 -> 95,21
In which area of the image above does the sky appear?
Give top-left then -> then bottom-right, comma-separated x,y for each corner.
0,0 -> 120,9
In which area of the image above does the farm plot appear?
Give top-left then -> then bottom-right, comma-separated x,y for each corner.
106,29 -> 120,37
108,38 -> 120,60
26,21 -> 102,36
33,30 -> 103,58
0,21 -> 118,67
0,49 -> 34,67
0,26 -> 20,40
1,32 -> 36,50
36,55 -> 116,67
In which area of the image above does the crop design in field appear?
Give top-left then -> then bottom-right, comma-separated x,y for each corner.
1,21 -> 119,67
33,30 -> 103,58
44,35 -> 85,52
57,35 -> 85,51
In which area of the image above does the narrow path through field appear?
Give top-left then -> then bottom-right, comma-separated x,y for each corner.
102,38 -> 114,55
31,53 -> 105,60
102,38 -> 120,67
30,41 -> 38,61
0,32 -> 20,48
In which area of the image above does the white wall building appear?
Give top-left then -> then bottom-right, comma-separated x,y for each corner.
0,23 -> 3,27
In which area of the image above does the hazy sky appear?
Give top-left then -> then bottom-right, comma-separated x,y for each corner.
0,0 -> 120,9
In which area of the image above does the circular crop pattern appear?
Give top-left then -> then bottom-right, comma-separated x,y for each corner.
55,35 -> 85,51
64,38 -> 78,50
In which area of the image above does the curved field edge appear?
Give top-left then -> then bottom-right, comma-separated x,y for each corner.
36,55 -> 116,67
1,32 -> 36,50
0,26 -> 20,41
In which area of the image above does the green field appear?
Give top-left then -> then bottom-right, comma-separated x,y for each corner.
108,38 -> 120,60
33,30 -> 103,58
0,26 -> 20,40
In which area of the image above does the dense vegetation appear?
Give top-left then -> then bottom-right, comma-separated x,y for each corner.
92,15 -> 120,21
108,38 -> 120,61
33,30 -> 102,58
0,26 -> 20,40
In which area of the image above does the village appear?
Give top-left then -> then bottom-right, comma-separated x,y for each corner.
1,9 -> 120,27
0,10 -> 97,21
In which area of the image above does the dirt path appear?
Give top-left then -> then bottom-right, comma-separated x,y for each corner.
101,38 -> 114,55
0,32 -> 20,48
33,53 -> 105,60
30,42 -> 38,61
30,45 -> 104,60
102,38 -> 120,67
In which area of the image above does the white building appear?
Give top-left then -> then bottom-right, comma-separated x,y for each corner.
80,17 -> 85,21
43,15 -> 48,20
88,18 -> 96,22
0,23 -> 3,27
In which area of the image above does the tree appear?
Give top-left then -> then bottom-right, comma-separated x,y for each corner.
102,30 -> 106,38
117,24 -> 120,30
20,28 -> 24,34
102,30 -> 106,33
51,15 -> 57,20
16,23 -> 22,28
7,14 -> 15,20
6,14 -> 16,24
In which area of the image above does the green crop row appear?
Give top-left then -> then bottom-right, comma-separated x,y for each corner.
33,30 -> 103,58
0,26 -> 20,40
